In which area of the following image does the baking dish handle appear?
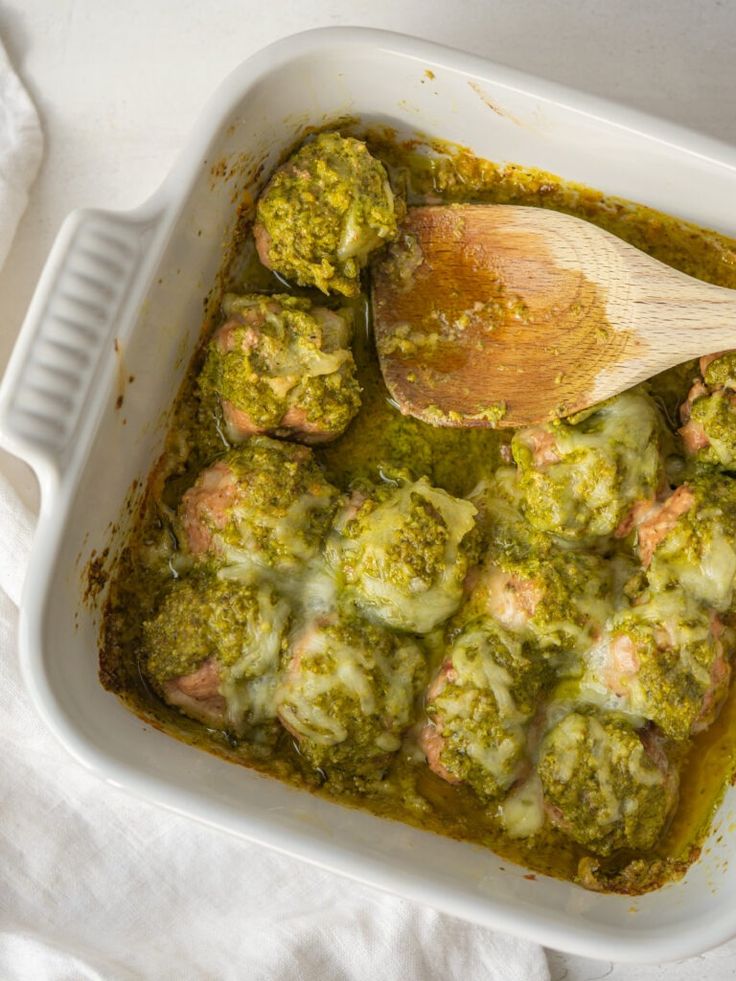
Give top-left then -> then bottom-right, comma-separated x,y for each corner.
0,207 -> 161,488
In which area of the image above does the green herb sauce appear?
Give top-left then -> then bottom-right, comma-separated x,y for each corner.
99,129 -> 736,895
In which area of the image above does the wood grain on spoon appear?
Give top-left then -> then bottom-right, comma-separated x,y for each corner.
372,205 -> 736,428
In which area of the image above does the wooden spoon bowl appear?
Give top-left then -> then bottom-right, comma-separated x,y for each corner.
372,205 -> 736,428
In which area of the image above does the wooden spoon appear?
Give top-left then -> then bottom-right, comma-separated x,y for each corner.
372,204 -> 736,428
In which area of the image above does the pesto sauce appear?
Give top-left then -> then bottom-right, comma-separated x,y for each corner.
100,131 -> 736,896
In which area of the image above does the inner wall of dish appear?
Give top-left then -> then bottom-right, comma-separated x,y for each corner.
46,42 -> 736,936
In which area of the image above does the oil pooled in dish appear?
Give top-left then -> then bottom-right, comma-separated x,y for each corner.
100,130 -> 736,894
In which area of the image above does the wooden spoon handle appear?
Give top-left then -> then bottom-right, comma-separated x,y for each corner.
590,230 -> 736,361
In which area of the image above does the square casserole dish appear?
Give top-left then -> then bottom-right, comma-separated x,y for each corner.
3,27 -> 736,963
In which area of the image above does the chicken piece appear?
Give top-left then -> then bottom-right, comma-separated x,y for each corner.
583,590 -> 731,740
277,614 -> 425,774
325,477 -> 478,633
635,485 -> 695,568
677,351 -> 736,468
511,392 -> 663,542
466,468 -> 614,669
517,428 -> 559,467
538,712 -> 678,856
635,476 -> 736,610
418,664 -> 462,786
143,576 -> 291,732
679,380 -> 736,469
477,566 -> 544,634
460,548 -> 612,667
420,619 -> 544,799
254,133 -> 401,296
679,379 -> 711,454
199,293 -> 360,445
162,657 -> 226,728
469,466 -> 552,562
178,437 -> 338,572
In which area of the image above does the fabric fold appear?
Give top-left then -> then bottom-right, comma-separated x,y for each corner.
0,37 -> 43,270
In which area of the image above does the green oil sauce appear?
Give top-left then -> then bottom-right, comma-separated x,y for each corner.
99,130 -> 736,895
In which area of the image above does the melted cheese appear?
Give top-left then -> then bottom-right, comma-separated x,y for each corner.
451,628 -> 520,721
680,524 -> 736,610
587,716 -> 623,825
499,774 -> 545,839
627,742 -> 664,788
466,733 -> 520,775
332,477 -> 477,633
356,574 -> 464,635
276,625 -> 422,753
219,587 -> 291,726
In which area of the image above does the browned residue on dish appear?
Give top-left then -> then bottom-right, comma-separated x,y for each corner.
210,158 -> 228,182
113,337 -> 128,410
468,81 -> 522,126
83,547 -> 110,606
209,151 -> 268,199
83,476 -> 143,617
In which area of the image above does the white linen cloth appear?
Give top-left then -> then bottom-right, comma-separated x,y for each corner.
0,35 -> 549,981
0,39 -> 42,269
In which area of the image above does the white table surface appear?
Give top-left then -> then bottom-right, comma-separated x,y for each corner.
2,1 -> 736,978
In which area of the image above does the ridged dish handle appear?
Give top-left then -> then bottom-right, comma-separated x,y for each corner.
0,207 -> 160,488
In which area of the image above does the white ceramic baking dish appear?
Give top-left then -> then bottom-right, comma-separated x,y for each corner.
3,27 -> 736,963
